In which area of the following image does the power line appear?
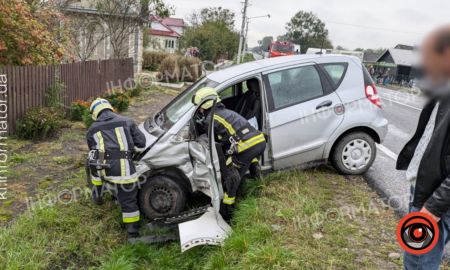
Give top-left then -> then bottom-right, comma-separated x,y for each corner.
252,3 -> 425,35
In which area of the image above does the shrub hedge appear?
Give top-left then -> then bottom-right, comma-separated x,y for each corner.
16,107 -> 65,139
143,51 -> 169,71
158,55 -> 181,83
70,88 -> 133,128
179,57 -> 202,82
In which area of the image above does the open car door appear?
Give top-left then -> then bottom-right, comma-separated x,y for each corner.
180,94 -> 232,252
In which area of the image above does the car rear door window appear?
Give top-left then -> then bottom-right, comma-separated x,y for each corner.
320,63 -> 348,87
266,65 -> 324,110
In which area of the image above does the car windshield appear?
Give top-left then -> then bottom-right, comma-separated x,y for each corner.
160,77 -> 219,130
272,45 -> 295,53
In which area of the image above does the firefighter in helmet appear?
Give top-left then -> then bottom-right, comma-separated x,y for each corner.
86,98 -> 146,239
192,87 -> 266,219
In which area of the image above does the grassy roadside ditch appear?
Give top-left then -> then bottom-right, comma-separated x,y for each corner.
0,164 -> 406,269
0,84 -> 410,269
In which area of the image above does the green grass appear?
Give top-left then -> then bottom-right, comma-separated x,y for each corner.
0,166 -> 407,269
10,153 -> 26,163
233,53 -> 254,65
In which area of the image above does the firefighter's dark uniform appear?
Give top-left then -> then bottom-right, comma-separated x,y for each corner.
86,99 -> 146,237
203,102 -> 266,218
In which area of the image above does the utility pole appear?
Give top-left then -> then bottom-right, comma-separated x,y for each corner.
241,19 -> 249,63
236,0 -> 248,64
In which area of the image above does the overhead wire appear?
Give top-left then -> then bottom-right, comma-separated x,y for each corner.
251,3 -> 425,35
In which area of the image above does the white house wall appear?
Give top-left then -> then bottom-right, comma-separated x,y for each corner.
144,35 -> 178,54
169,26 -> 184,35
151,21 -> 170,31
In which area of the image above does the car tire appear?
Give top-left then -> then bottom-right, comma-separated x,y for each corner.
138,175 -> 186,220
330,132 -> 376,175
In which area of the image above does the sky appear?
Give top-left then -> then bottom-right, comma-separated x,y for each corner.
167,0 -> 450,50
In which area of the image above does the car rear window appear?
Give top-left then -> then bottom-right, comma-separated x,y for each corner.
362,64 -> 375,86
320,63 -> 348,87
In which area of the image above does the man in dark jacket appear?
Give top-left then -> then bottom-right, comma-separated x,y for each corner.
193,47 -> 200,58
193,87 -> 266,219
87,98 -> 146,238
397,25 -> 450,269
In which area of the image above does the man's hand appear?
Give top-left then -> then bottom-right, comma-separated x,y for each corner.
420,206 -> 441,223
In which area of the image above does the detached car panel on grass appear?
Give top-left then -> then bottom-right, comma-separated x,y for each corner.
133,54 -> 388,250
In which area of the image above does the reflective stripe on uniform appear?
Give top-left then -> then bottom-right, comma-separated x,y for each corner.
91,178 -> 102,186
119,127 -> 130,176
123,210 -> 140,223
226,156 -> 232,166
214,115 -> 236,135
115,127 -> 126,177
92,177 -> 138,184
223,192 -> 235,205
108,177 -> 138,184
218,134 -> 222,140
96,131 -> 106,176
252,158 -> 258,163
237,133 -> 265,153
91,172 -> 138,182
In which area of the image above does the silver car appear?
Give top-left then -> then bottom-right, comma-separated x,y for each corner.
129,54 -> 388,250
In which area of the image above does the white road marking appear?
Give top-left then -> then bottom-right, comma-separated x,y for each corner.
377,144 -> 398,161
379,96 -> 422,111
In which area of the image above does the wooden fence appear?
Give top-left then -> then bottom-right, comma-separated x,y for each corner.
0,58 -> 134,135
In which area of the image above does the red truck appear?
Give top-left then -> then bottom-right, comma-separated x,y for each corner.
268,41 -> 295,58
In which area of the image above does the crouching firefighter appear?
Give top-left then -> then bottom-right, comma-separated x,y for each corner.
86,98 -> 146,239
192,87 -> 266,220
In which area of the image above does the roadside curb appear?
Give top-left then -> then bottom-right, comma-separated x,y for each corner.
153,82 -> 185,89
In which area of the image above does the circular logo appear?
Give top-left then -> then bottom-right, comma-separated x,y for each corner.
138,75 -> 155,89
58,189 -> 73,204
326,209 -> 340,222
396,212 -> 439,254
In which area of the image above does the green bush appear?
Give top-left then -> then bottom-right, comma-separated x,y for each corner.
100,88 -> 131,112
158,55 -> 181,83
179,57 -> 202,82
16,107 -> 65,139
125,87 -> 143,97
82,109 -> 95,128
45,70 -> 67,107
69,99 -> 90,121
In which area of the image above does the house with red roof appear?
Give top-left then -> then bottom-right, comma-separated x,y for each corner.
145,16 -> 186,53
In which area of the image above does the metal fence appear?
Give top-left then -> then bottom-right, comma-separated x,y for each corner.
0,58 -> 134,135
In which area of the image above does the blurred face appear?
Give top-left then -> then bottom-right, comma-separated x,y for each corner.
421,32 -> 450,84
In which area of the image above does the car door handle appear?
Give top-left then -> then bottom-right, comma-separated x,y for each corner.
316,100 -> 333,110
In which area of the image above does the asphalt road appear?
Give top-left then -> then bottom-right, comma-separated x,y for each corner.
362,86 -> 450,259
363,86 -> 425,217
253,53 -> 264,61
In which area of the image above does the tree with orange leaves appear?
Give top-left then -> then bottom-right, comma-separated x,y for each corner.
0,0 -> 73,66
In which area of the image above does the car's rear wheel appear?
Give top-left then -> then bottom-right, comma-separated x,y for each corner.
330,132 -> 376,175
138,175 -> 186,220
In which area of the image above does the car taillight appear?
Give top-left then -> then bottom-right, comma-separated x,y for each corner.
365,85 -> 381,108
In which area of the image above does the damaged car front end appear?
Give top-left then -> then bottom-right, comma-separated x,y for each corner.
130,78 -> 232,251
